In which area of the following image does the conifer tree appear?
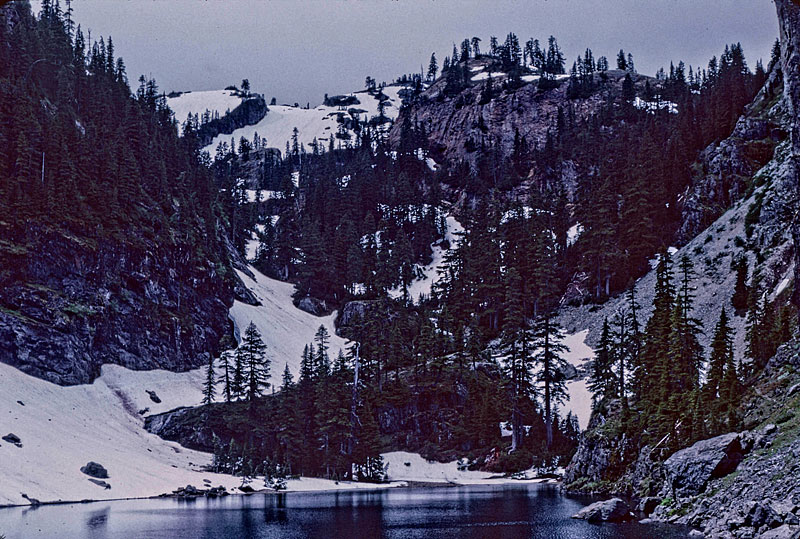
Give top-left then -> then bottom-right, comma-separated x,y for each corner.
532,313 -> 569,449
502,268 -> 533,451
704,308 -> 733,434
589,318 -> 617,405
238,321 -> 269,402
218,349 -> 234,403
202,353 -> 216,405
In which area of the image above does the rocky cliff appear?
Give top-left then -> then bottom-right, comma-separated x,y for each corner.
391,59 -> 648,170
0,223 -> 242,385
196,95 -> 268,148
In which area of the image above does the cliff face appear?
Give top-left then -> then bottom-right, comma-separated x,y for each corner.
391,60 -> 643,169
679,65 -> 786,243
775,0 -> 800,312
0,224 -> 238,385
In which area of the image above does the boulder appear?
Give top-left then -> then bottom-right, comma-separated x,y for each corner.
296,296 -> 328,316
80,461 -> 109,479
662,433 -> 744,498
2,433 -> 22,446
146,390 -> 161,404
638,496 -> 661,516
572,498 -> 634,522
757,524 -> 800,539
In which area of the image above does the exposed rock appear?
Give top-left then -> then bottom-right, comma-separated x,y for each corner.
80,461 -> 109,479
296,296 -> 329,317
146,390 -> 161,404
2,433 -> 22,446
336,298 -> 405,339
572,498 -> 634,522
638,497 -> 661,516
195,95 -> 268,147
757,525 -> 800,539
775,0 -> 800,312
88,478 -> 111,489
323,94 -> 360,107
0,224 -> 238,386
661,433 -> 744,498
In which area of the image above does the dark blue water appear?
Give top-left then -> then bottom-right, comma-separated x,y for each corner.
1,484 -> 688,538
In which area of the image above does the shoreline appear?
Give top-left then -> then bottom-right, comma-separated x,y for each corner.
0,476 -> 561,510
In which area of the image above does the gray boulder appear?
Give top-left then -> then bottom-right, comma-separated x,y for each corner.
662,433 -> 744,498
757,524 -> 800,539
2,433 -> 22,446
80,461 -> 109,479
572,498 -> 634,522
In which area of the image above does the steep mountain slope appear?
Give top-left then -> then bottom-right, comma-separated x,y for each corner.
0,3 -> 242,385
561,3 -> 800,534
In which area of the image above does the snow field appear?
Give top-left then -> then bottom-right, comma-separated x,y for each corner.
202,85 -> 405,155
229,267 -> 348,383
166,89 -> 243,125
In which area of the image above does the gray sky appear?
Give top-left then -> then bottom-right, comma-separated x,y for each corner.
37,0 -> 779,106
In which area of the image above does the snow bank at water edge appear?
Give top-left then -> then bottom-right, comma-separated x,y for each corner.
382,452 -> 556,484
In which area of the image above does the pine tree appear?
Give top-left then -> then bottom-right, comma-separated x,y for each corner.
502,268 -> 533,451
427,52 -> 438,81
202,353 -> 216,405
532,313 -> 569,449
732,258 -> 749,312
238,321 -> 269,402
704,308 -> 733,434
218,350 -> 234,402
617,49 -> 627,70
589,318 -> 617,406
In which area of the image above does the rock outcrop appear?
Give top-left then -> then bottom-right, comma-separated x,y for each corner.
660,433 -> 744,498
0,224 -> 238,385
572,498 -> 634,522
775,0 -> 800,312
195,95 -> 268,147
679,64 -> 785,243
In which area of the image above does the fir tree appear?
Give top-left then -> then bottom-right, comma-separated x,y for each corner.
202,353 -> 216,405
532,313 -> 569,449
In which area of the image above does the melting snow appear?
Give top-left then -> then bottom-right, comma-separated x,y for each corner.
633,96 -> 678,115
229,268 -> 348,383
203,86 -> 405,155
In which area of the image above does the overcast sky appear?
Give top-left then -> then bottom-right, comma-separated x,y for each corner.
34,0 -> 779,106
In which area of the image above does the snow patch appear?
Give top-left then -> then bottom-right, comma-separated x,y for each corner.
167,90 -> 242,126
229,267 -> 348,383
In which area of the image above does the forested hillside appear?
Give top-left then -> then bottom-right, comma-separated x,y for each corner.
0,0 -> 241,384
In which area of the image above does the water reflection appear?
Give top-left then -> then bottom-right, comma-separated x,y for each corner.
0,484 -> 689,539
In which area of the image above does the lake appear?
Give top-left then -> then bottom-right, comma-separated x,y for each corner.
0,483 -> 688,538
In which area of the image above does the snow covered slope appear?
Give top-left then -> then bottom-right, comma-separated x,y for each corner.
0,361 -> 403,507
229,267 -> 348,383
202,85 -> 405,155
0,362 -> 244,507
166,89 -> 243,125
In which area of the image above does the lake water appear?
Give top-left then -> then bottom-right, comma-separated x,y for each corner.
1,483 -> 688,538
